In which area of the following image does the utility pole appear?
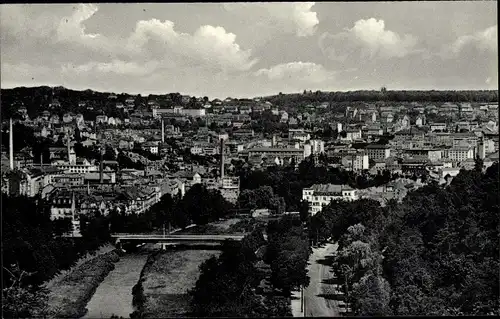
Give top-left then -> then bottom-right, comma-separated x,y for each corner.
300,285 -> 303,313
304,293 -> 306,317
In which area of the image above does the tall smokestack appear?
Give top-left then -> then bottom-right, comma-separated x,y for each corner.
67,134 -> 71,162
220,138 -> 225,181
9,118 -> 14,170
161,118 -> 165,143
100,147 -> 104,184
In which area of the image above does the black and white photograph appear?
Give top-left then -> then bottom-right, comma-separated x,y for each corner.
1,1 -> 498,318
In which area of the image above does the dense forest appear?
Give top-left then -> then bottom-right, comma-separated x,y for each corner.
265,89 -> 498,106
309,161 -> 499,316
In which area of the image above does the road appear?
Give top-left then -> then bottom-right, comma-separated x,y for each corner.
299,242 -> 342,317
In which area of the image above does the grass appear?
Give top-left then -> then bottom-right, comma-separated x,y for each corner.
44,247 -> 121,318
42,244 -> 116,291
132,250 -> 220,318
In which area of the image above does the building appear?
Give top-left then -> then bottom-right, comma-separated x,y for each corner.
364,144 -> 391,161
444,146 -> 475,162
142,141 -> 159,154
341,128 -> 362,142
302,184 -> 358,216
430,123 -> 447,132
243,147 -> 304,164
181,108 -> 206,118
341,153 -> 369,171
51,158 -> 99,174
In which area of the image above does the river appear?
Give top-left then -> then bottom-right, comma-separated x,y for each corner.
83,253 -> 149,319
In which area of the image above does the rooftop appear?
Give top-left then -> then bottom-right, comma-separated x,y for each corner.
306,183 -> 354,193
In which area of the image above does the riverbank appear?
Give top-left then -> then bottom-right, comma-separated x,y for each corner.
44,248 -> 121,318
132,249 -> 221,318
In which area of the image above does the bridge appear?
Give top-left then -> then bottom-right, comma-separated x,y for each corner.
111,233 -> 246,247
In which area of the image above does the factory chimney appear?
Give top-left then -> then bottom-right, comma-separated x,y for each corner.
9,118 -> 14,170
99,146 -> 104,184
220,138 -> 225,181
161,118 -> 165,143
67,134 -> 71,162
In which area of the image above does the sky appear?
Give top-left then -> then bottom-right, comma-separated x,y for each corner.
0,2 -> 497,99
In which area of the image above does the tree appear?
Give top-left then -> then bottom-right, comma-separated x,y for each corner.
2,264 -> 50,318
52,218 -> 73,236
298,199 -> 310,223
351,274 -> 392,316
474,155 -> 484,172
181,184 -> 232,225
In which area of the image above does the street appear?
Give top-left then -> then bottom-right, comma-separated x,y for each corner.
292,242 -> 342,317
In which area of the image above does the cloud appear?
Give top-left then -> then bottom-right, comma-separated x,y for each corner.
320,18 -> 419,61
223,3 -> 318,37
127,19 -> 257,72
254,62 -> 335,83
2,4 -> 256,74
447,25 -> 497,56
61,60 -> 159,76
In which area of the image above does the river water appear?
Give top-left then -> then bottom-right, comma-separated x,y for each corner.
83,253 -> 149,319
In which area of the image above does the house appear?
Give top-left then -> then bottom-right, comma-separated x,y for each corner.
280,111 -> 289,123
181,108 -> 206,118
303,140 -> 325,158
444,146 -> 474,162
242,147 -> 304,164
224,105 -> 239,114
363,125 -> 383,138
96,115 -> 108,124
341,128 -> 362,142
288,117 -> 299,126
239,105 -> 252,115
430,123 -> 447,132
416,115 -> 426,127
341,153 -> 369,171
302,184 -> 358,216
364,144 -> 391,161
142,141 -> 159,154
252,105 -> 265,114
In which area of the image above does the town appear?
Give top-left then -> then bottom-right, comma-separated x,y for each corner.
2,87 -> 499,318
2,88 -> 499,227
1,2 -> 498,318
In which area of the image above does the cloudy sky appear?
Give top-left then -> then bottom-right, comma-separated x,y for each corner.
0,2 -> 497,99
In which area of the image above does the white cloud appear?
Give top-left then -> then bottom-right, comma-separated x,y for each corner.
449,25 -> 497,55
127,20 -> 257,72
2,4 -> 257,75
254,62 -> 334,83
320,18 -> 418,60
62,60 -> 159,76
223,2 -> 318,37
